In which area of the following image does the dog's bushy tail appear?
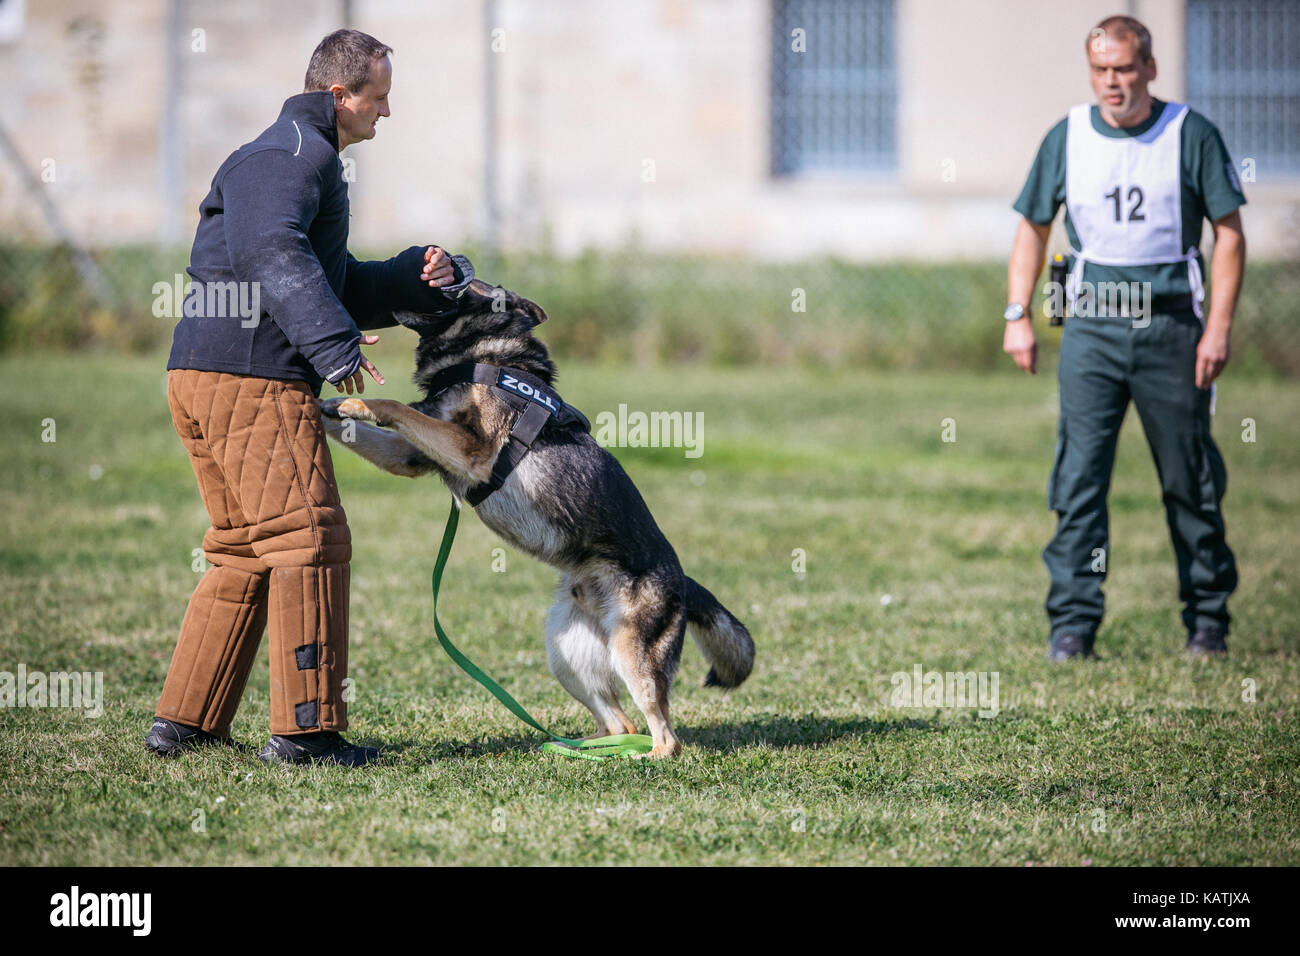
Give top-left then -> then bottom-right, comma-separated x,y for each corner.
684,577 -> 755,689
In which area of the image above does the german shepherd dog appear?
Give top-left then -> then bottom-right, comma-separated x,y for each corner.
318,280 -> 754,757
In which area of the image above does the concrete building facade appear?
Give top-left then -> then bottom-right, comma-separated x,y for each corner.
1,0 -> 1295,261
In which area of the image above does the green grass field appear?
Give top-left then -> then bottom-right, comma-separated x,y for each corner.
2,345 -> 1297,865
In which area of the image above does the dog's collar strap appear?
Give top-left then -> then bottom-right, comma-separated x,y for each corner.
426,363 -> 590,507
426,363 -> 588,427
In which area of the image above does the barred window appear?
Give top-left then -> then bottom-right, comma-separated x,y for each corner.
770,0 -> 898,175
1186,0 -> 1300,176
0,0 -> 25,44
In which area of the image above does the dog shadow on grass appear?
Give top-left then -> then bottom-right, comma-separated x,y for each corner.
675,713 -> 943,754
372,713 -> 942,762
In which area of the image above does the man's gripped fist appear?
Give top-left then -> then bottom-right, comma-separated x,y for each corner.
421,246 -> 456,288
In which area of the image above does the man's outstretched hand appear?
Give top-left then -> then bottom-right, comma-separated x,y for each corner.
421,246 -> 456,288
336,334 -> 385,394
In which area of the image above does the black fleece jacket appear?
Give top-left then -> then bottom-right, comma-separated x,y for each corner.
166,91 -> 473,395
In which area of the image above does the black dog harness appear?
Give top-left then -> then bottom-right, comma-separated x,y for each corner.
425,363 -> 591,507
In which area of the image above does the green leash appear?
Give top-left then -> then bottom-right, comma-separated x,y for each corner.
430,497 -> 653,760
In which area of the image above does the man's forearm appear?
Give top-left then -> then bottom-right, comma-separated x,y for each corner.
1008,218 -> 1049,311
343,247 -> 475,329
1207,225 -> 1245,332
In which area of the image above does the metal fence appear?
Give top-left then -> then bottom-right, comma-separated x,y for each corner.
2,0 -> 1298,374
2,237 -> 1298,376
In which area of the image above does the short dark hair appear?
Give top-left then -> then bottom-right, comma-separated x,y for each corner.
304,29 -> 393,94
1086,15 -> 1153,63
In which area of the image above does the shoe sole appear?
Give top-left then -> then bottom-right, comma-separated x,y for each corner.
257,746 -> 381,768
146,734 -> 245,757
1046,648 -> 1095,661
145,739 -> 185,757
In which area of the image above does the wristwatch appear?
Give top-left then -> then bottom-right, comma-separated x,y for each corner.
1004,303 -> 1027,322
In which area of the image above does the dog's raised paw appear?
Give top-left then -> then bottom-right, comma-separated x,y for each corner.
318,397 -> 346,420
327,397 -> 377,423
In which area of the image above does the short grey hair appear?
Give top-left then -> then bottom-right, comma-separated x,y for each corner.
304,29 -> 393,94
1086,15 -> 1153,64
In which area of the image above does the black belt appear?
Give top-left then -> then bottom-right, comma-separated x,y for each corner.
1078,293 -> 1197,319
424,363 -> 591,506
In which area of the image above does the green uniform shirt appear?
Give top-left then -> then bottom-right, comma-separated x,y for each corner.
1014,98 -> 1246,299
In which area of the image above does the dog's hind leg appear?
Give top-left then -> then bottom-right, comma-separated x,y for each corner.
545,578 -> 638,739
321,417 -> 435,478
608,577 -> 685,758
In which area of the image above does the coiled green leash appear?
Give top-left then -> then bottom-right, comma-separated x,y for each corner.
430,497 -> 654,760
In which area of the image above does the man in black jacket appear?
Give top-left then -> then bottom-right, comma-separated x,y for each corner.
149,30 -> 472,766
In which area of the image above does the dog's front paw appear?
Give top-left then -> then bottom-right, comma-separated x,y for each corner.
323,397 -> 379,424
632,740 -> 682,759
318,397 -> 347,420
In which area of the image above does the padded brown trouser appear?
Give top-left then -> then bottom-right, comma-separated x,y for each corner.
157,369 -> 351,736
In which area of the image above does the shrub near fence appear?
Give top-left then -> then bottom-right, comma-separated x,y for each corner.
2,242 -> 1297,376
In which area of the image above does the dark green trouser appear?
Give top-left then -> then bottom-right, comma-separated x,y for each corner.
1044,309 -> 1238,642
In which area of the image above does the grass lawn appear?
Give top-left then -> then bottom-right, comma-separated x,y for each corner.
1,344 -> 1296,865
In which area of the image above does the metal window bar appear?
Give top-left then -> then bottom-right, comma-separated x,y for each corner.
1186,0 -> 1300,176
771,0 -> 898,174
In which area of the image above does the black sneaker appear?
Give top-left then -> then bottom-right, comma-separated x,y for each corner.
1047,632 -> 1095,661
1186,627 -> 1228,656
258,731 -> 382,767
145,717 -> 243,757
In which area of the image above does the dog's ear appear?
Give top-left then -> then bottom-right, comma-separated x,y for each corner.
461,279 -> 547,326
452,278 -> 495,315
517,296 -> 548,326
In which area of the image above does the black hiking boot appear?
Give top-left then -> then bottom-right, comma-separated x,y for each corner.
258,731 -> 382,767
1046,632 -> 1095,661
146,717 -> 244,757
1186,627 -> 1228,656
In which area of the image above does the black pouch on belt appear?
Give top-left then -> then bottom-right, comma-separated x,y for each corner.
1045,254 -> 1066,329
1048,254 -> 1069,326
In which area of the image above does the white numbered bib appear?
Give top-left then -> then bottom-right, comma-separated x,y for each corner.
1064,100 -> 1213,412
1064,101 -> 1205,320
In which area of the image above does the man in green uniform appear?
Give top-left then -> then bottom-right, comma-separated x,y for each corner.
1003,15 -> 1246,660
